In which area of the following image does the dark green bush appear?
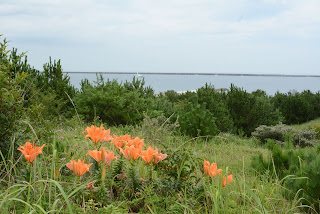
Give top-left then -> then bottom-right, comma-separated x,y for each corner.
74,75 -> 156,125
196,84 -> 234,132
251,91 -> 284,126
164,90 -> 179,103
226,85 -> 282,135
153,94 -> 175,118
272,90 -> 320,124
251,142 -> 320,211
0,37 -> 50,156
0,38 -> 28,154
2,42 -> 76,120
177,102 -> 219,137
27,57 -> 76,119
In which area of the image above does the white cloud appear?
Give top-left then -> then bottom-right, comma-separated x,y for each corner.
2,0 -> 319,41
1,0 -> 319,74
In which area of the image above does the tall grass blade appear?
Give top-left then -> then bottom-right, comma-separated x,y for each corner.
32,204 -> 47,214
244,182 -> 268,214
46,179 -> 74,214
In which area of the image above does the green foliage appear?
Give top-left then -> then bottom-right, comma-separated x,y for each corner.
252,124 -> 294,143
0,38 -> 29,155
252,91 -> 284,126
164,90 -> 179,103
197,84 -> 234,132
127,163 -> 141,195
155,147 -> 199,192
153,94 -> 175,118
272,90 -> 320,124
139,114 -> 179,144
226,85 -> 282,135
177,102 -> 219,137
38,57 -> 76,99
74,75 -> 156,125
111,159 -> 124,181
251,142 -> 320,211
27,57 -> 76,119
309,124 -> 320,139
252,123 -> 317,147
1,42 -> 76,120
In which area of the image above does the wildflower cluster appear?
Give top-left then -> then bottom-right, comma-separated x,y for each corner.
65,124 -> 168,177
204,158 -> 233,187
16,124 -> 234,212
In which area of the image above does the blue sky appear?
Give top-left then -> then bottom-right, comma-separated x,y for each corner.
1,0 -> 320,74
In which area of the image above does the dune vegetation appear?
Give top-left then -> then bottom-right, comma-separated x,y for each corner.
1,36 -> 320,213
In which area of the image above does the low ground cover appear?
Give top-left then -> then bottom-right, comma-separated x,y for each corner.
0,119 -> 309,213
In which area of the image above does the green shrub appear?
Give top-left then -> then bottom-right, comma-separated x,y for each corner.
226,85 -> 282,135
177,102 -> 219,137
197,84 -> 234,132
0,37 -> 76,158
153,94 -> 175,118
292,129 -> 317,147
309,124 -> 320,139
252,124 -> 293,143
251,142 -> 320,211
251,91 -> 284,126
0,37 -> 29,155
139,114 -> 179,144
252,124 -> 317,147
155,147 -> 199,192
74,75 -> 156,125
28,57 -> 76,118
123,77 -> 155,99
2,42 -> 76,120
272,90 -> 320,124
164,90 -> 179,103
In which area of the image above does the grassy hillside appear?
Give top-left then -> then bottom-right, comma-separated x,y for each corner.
2,117 -> 316,213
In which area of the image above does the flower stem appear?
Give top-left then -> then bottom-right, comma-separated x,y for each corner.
101,163 -> 106,190
149,164 -> 153,182
24,165 -> 32,214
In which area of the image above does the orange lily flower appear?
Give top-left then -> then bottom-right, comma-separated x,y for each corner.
127,137 -> 144,149
119,147 -> 131,160
17,142 -> 45,163
203,158 -> 222,177
88,148 -> 119,166
141,147 -> 155,164
223,174 -> 233,187
66,158 -> 92,176
111,134 -> 131,149
84,124 -> 112,144
204,159 -> 210,175
104,150 -> 120,166
129,145 -> 142,160
154,147 -> 167,164
120,145 -> 142,161
87,149 -> 103,162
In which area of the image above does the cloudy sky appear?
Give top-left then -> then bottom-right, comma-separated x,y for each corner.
1,0 -> 320,74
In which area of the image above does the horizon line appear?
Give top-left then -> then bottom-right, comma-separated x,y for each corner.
61,71 -> 320,78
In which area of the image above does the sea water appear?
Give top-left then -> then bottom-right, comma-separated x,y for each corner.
65,72 -> 320,95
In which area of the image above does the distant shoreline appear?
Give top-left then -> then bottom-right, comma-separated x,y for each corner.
62,71 -> 320,78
